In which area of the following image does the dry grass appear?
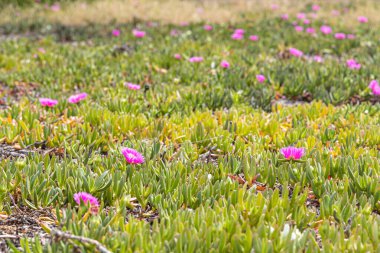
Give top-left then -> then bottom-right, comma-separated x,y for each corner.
0,0 -> 379,26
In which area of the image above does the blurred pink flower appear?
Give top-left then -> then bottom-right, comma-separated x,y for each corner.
369,80 -> 380,96
271,4 -> 279,10
346,59 -> 361,70
295,26 -> 304,32
306,27 -> 316,34
50,3 -> 60,12
125,83 -> 141,90
112,29 -> 120,37
320,25 -> 332,35
297,13 -> 306,19
204,25 -> 213,31
39,98 -> 58,107
289,48 -> 303,58
347,34 -> 356,39
335,33 -> 346,40
122,148 -> 145,164
313,55 -> 323,63
234,29 -> 245,34
170,29 -> 179,36
220,60 -> 230,69
249,35 -> 259,41
74,192 -> 99,214
303,19 -> 310,25
68,92 -> 87,104
231,33 -> 244,40
189,56 -> 204,63
174,54 -> 181,59
310,13 -> 318,19
180,22 -> 189,26
256,74 -> 266,83
280,147 -> 305,160
312,4 -> 320,11
358,16 -> 368,23
281,14 -> 289,20
133,29 -> 146,38
38,48 -> 46,53
331,10 -> 340,16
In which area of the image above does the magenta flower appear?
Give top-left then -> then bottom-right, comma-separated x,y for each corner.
231,33 -> 244,40
306,27 -> 316,34
297,13 -> 306,19
68,92 -> 88,104
347,34 -> 355,39
112,29 -> 120,37
289,48 -> 303,58
189,56 -> 203,63
313,55 -> 323,63
204,25 -> 213,31
346,59 -> 361,70
335,33 -> 346,40
303,19 -> 310,25
320,25 -> 332,35
50,3 -> 60,12
174,54 -> 181,59
312,4 -> 320,11
121,148 -> 145,164
125,82 -> 141,90
133,29 -> 146,38
220,60 -> 230,69
271,4 -> 279,10
280,147 -> 305,160
170,29 -> 179,37
295,26 -> 303,32
369,80 -> 380,96
234,29 -> 245,35
249,35 -> 259,41
256,74 -> 266,83
281,14 -> 289,20
39,98 -> 58,107
74,192 -> 99,214
358,16 -> 368,23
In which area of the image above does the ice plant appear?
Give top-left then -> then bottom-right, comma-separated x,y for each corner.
68,92 -> 88,104
133,29 -> 146,38
121,148 -> 145,164
289,48 -> 303,58
249,35 -> 259,41
335,33 -> 346,40
369,80 -> 380,96
220,60 -> 230,69
112,29 -> 120,37
280,147 -> 305,160
320,25 -> 332,35
358,16 -> 368,23
73,192 -> 99,214
39,98 -> 58,107
189,56 -> 203,63
346,59 -> 361,70
125,83 -> 141,90
256,74 -> 266,83
204,25 -> 213,31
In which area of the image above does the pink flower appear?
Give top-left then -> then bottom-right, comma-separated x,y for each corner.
189,56 -> 203,63
280,147 -> 305,160
331,10 -> 340,16
170,29 -> 179,37
180,22 -> 189,26
295,26 -> 304,32
313,55 -> 323,63
39,98 -> 58,107
220,60 -> 230,69
234,29 -> 245,35
50,3 -> 60,12
358,16 -> 368,23
204,25 -> 213,31
281,14 -> 289,20
121,148 -> 145,164
73,192 -> 99,214
320,25 -> 332,35
312,4 -> 320,11
303,19 -> 310,25
231,33 -> 244,40
369,80 -> 380,96
133,29 -> 146,38
297,13 -> 306,19
112,29 -> 120,37
335,33 -> 346,40
38,48 -> 46,53
271,4 -> 279,10
347,34 -> 355,39
306,27 -> 316,34
68,93 -> 87,104
249,35 -> 259,41
256,74 -> 266,83
289,48 -> 303,58
346,59 -> 361,70
125,83 -> 141,90
174,54 -> 181,59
